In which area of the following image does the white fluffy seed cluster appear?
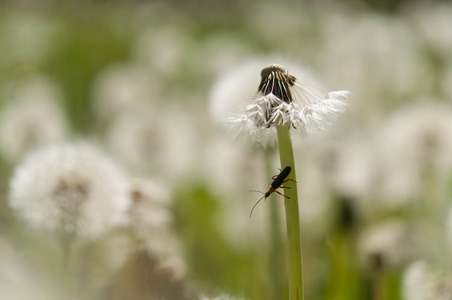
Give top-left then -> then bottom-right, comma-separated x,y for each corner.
226,90 -> 348,146
9,143 -> 130,239
210,60 -> 348,147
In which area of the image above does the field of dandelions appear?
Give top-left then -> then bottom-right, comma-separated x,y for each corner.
1,1 -> 452,299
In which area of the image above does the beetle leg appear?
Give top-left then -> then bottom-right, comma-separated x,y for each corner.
275,190 -> 290,199
282,177 -> 297,183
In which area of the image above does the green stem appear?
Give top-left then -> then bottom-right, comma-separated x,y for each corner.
60,231 -> 74,272
276,125 -> 304,300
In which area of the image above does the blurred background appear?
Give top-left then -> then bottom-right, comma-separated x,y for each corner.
1,0 -> 452,299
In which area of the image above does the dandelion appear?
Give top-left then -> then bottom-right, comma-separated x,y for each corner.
226,63 -> 348,147
129,178 -> 172,231
106,104 -> 197,179
359,219 -> 416,271
0,74 -> 68,163
188,33 -> 253,77
224,63 -> 347,300
403,261 -> 452,300
126,178 -> 186,277
102,250 -> 194,300
9,143 -> 130,242
91,62 -> 161,122
411,3 -> 452,57
132,25 -> 192,79
376,102 -> 452,205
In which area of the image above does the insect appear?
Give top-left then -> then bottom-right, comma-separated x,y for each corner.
249,165 -> 295,217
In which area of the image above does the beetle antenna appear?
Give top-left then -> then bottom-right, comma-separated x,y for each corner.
249,189 -> 265,195
249,195 -> 266,217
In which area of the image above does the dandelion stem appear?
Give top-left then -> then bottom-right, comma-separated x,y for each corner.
60,232 -> 73,271
276,125 -> 304,300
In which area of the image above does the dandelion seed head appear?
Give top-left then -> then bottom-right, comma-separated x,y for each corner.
376,103 -> 452,202
359,219 -> 414,269
132,25 -> 192,78
403,261 -> 452,300
91,62 -> 160,122
412,3 -> 452,56
103,250 -> 192,300
128,177 -> 172,231
0,74 -> 68,163
126,178 -> 185,277
107,104 -> 197,179
403,261 -> 431,300
210,59 -> 348,147
9,142 -> 130,239
318,12 -> 429,115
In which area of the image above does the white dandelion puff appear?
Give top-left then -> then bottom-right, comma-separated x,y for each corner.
106,104 -> 198,179
403,261 -> 452,300
359,219 -> 415,269
91,62 -> 161,122
8,142 -> 130,240
0,74 -> 68,163
128,177 -> 172,232
376,102 -> 452,202
225,63 -> 348,146
132,25 -> 192,78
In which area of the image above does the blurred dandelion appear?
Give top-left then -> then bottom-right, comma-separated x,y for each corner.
318,12 -> 429,116
91,62 -> 161,122
411,3 -> 452,57
376,102 -> 452,203
0,74 -> 68,163
129,178 -> 172,231
102,250 -> 194,300
132,25 -> 192,79
106,104 -> 197,179
9,143 -> 129,241
359,219 -> 415,269
126,177 -> 186,277
403,261 -> 452,300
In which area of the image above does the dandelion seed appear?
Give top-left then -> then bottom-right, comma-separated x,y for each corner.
225,63 -> 348,146
9,142 -> 129,240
